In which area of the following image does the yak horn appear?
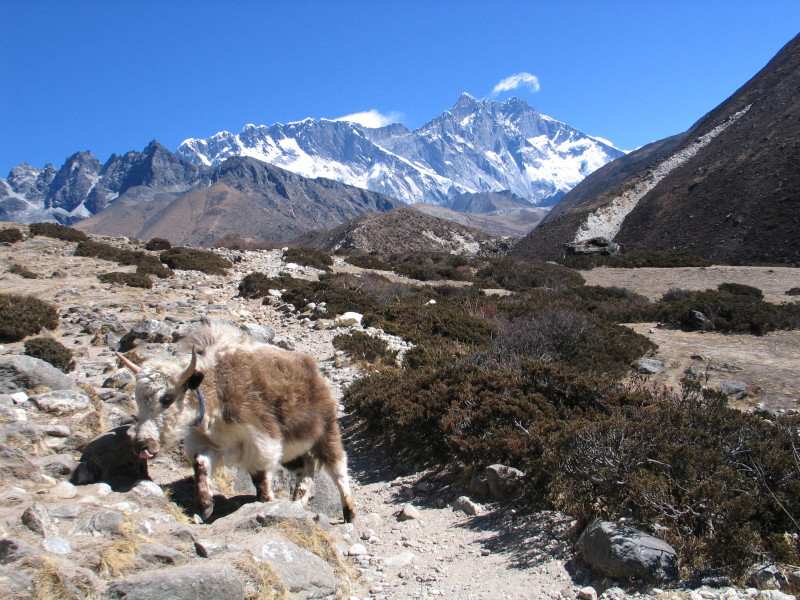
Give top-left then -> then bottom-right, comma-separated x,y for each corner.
116,352 -> 141,374
177,347 -> 198,385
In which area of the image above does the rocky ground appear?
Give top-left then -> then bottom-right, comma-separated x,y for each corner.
0,226 -> 797,600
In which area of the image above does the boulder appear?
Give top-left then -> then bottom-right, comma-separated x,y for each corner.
577,519 -> 678,583
0,565 -> 33,597
240,323 -> 275,344
118,319 -> 174,352
633,358 -> 665,375
104,567 -> 244,600
485,464 -> 525,500
32,390 -> 91,415
0,355 -> 76,394
334,312 -> 363,327
259,538 -> 338,598
234,465 -> 345,518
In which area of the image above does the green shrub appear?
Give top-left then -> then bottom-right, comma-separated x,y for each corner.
75,240 -> 135,263
367,302 -> 495,346
238,272 -> 278,299
29,222 -> 89,242
333,332 -> 397,364
144,237 -> 172,251
24,337 -> 75,372
559,251 -> 717,269
135,256 -> 173,279
98,271 -> 153,289
344,254 -> 392,271
284,247 -> 333,270
393,261 -> 441,281
478,258 -> 584,291
0,293 -> 60,342
344,360 -> 800,577
717,282 -> 764,299
8,263 -> 39,279
654,289 -> 800,335
0,227 -> 23,244
160,247 -> 232,275
787,287 -> 800,296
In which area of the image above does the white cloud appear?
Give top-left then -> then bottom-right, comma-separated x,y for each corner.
334,109 -> 403,128
492,72 -> 541,96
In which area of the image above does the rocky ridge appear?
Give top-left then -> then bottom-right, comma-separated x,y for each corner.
0,225 -> 796,600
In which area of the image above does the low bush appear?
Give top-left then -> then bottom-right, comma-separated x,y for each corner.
284,247 -> 333,270
213,236 -> 285,251
389,252 -> 474,282
75,240 -> 137,264
160,247 -> 232,275
344,254 -> 392,271
75,240 -> 173,277
0,227 -> 23,244
135,256 -> 174,279
29,222 -> 89,242
654,289 -> 800,335
332,332 -> 397,364
344,359 -> 800,578
144,237 -> 172,251
24,337 -> 75,372
478,258 -> 584,291
717,282 -> 764,299
559,251 -> 717,270
367,302 -> 495,347
787,287 -> 800,296
98,272 -> 153,289
493,306 -> 656,378
9,263 -> 39,279
0,293 -> 60,342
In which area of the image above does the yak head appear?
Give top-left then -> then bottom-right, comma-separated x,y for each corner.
117,350 -> 204,460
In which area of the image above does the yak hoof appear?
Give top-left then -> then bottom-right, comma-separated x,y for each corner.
343,505 -> 356,523
200,504 -> 214,521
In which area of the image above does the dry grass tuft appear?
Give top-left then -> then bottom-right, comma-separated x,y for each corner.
162,487 -> 191,524
32,557 -> 76,600
237,552 -> 290,600
99,518 -> 150,577
270,520 -> 356,581
213,466 -> 237,497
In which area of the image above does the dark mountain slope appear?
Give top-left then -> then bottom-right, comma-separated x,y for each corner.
514,33 -> 800,265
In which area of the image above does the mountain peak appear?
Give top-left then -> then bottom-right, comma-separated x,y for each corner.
454,92 -> 479,108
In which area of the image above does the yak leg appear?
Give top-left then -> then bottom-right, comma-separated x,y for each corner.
292,455 -> 318,505
251,470 -> 274,502
193,454 -> 214,520
325,454 -> 356,523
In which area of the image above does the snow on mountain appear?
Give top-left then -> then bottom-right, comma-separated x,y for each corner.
178,94 -> 626,206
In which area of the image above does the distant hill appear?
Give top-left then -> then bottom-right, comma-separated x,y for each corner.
514,33 -> 800,265
413,203 -> 547,238
74,154 -> 402,246
292,207 -> 513,256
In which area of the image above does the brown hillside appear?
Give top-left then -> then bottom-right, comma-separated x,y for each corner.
515,33 -> 800,265
293,207 -> 513,256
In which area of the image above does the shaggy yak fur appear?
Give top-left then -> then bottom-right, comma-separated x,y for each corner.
119,321 -> 355,522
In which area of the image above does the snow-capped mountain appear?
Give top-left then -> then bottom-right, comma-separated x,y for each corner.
177,94 -> 625,206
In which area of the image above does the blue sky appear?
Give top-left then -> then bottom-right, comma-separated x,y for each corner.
2,1 -> 799,176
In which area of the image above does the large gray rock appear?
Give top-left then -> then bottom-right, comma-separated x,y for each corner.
633,358 -> 665,375
0,565 -> 33,597
70,509 -> 125,536
0,355 -> 76,394
234,465 -> 345,517
118,319 -> 174,352
104,567 -> 244,600
259,537 -> 339,598
577,519 -> 678,583
485,464 -> 525,500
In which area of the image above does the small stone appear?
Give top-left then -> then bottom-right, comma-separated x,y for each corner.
383,550 -> 415,568
50,481 -> 77,499
41,424 -> 71,437
577,586 -> 598,600
10,392 -> 29,404
131,479 -> 165,498
397,504 -> 419,521
22,502 -> 58,537
42,537 -> 72,555
452,496 -> 480,516
348,543 -> 368,556
633,358 -> 665,375
195,539 -> 223,558
335,312 -> 363,327
480,549 -> 491,556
